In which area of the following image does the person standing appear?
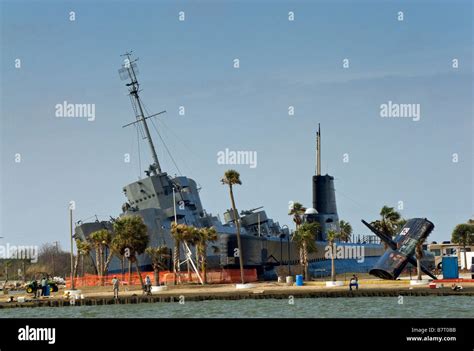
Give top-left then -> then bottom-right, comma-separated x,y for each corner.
40,277 -> 47,296
31,280 -> 38,298
145,275 -> 152,295
112,276 -> 120,299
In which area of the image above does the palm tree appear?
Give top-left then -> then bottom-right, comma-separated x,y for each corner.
74,239 -> 91,279
289,202 -> 306,231
79,240 -> 92,277
451,222 -> 474,271
171,223 -> 187,283
88,229 -> 113,285
288,202 -> 307,277
371,206 -> 404,248
379,205 -> 402,235
196,227 -> 218,283
221,169 -> 245,284
415,240 -> 424,280
339,220 -> 353,242
145,246 -> 170,286
292,222 -> 319,280
113,216 -> 149,288
111,234 -> 132,284
327,230 -> 343,282
110,236 -> 126,282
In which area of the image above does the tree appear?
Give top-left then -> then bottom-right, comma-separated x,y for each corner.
113,216 -> 149,288
80,240 -> 92,277
196,227 -> 218,283
74,239 -> 91,278
25,243 -> 72,279
145,246 -> 170,286
221,169 -> 245,284
415,240 -> 424,280
371,206 -> 404,248
88,229 -> 113,285
289,202 -> 306,230
451,222 -> 474,271
292,222 -> 319,280
339,220 -> 353,242
171,223 -> 188,284
111,234 -> 132,284
289,202 -> 307,275
373,206 -> 402,236
327,230 -> 343,282
110,236 -> 126,282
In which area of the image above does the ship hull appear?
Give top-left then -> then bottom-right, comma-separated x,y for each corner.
76,219 -> 385,278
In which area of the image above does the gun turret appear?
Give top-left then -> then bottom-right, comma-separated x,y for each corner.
240,206 -> 264,216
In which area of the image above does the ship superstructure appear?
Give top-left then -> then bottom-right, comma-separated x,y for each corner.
74,54 -> 285,274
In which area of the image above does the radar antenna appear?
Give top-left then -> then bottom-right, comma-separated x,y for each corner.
119,51 -> 165,175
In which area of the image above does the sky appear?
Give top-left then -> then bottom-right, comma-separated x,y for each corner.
0,0 -> 472,249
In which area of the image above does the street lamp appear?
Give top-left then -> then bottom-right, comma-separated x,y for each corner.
278,233 -> 285,266
282,225 -> 291,276
69,201 -> 75,290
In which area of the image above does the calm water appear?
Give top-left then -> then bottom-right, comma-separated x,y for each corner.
0,296 -> 473,318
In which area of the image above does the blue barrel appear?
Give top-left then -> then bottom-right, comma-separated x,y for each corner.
295,275 -> 303,286
442,256 -> 459,279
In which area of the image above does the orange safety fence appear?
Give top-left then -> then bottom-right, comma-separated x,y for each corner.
66,269 -> 257,288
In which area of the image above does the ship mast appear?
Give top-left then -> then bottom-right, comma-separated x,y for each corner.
119,51 -> 163,176
316,123 -> 321,176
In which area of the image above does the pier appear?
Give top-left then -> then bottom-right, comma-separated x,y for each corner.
1,281 -> 473,310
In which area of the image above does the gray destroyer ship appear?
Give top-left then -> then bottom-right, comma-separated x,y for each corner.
74,54 -> 384,278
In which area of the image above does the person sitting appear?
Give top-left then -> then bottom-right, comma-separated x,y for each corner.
349,274 -> 359,291
451,283 -> 463,291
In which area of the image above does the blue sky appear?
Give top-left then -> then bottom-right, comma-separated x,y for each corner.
0,0 -> 472,248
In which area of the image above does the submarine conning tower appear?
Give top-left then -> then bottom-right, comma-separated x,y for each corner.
306,124 -> 340,241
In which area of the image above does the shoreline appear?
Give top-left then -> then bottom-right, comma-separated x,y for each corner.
1,280 -> 473,310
